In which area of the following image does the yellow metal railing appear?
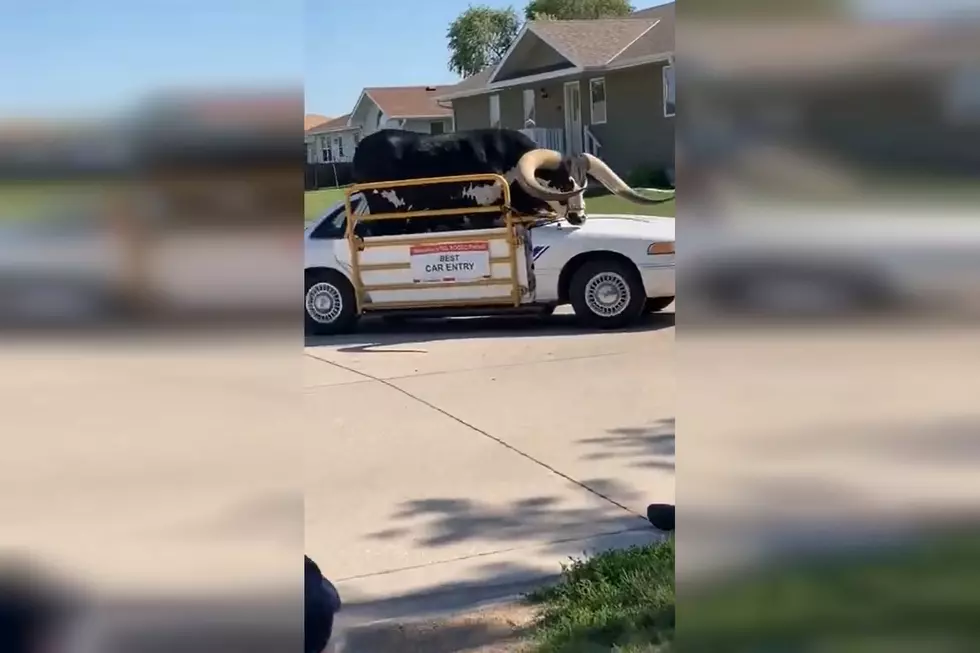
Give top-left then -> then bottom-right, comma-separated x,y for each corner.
343,174 -> 525,313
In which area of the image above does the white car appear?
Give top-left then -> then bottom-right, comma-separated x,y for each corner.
304,197 -> 675,334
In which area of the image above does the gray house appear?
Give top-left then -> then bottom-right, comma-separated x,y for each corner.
436,3 -> 674,179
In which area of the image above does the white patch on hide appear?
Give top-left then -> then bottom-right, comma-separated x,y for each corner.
372,189 -> 406,208
461,183 -> 504,206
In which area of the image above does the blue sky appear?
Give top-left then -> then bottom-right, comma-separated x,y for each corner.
0,1 -> 301,119
307,0 -> 673,118
2,0 -> 972,121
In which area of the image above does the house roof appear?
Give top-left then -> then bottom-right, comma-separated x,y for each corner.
612,3 -> 675,65
630,2 -> 674,20
305,114 -> 330,131
362,86 -> 454,118
528,18 -> 659,68
307,113 -> 356,134
437,4 -> 674,100
440,67 -> 496,98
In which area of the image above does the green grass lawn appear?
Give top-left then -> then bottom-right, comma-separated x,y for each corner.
527,539 -> 675,652
305,187 -> 675,222
678,533 -> 980,652
305,187 -> 348,220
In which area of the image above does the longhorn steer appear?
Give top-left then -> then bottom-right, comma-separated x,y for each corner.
351,128 -> 670,233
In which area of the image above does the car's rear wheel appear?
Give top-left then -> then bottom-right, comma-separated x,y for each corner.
569,258 -> 645,329
305,269 -> 359,336
643,296 -> 675,314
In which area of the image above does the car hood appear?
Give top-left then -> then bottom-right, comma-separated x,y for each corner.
572,214 -> 675,242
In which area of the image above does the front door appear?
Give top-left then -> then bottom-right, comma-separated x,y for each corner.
563,81 -> 584,155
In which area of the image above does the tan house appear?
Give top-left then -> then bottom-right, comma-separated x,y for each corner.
347,85 -> 455,138
437,3 -> 674,179
306,114 -> 359,164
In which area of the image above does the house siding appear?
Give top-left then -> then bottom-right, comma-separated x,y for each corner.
401,117 -> 454,134
586,63 -> 674,176
450,61 -> 674,177
306,130 -> 359,163
453,95 -> 492,131
361,103 -> 387,136
454,79 -> 569,131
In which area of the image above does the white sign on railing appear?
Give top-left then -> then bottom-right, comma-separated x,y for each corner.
410,242 -> 491,282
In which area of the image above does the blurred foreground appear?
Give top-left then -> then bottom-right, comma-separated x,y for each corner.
3,0 -> 980,650
678,1 -> 980,649
0,91 -> 300,332
1,88 -> 305,652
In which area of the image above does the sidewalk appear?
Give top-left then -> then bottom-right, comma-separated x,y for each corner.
304,313 -> 676,632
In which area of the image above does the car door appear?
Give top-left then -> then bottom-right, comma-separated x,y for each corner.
306,197 -> 366,277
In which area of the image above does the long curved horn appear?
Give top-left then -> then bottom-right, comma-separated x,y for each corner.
516,149 -> 586,201
582,153 -> 675,205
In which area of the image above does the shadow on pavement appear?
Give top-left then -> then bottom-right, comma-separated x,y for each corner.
335,563 -> 544,636
305,311 -> 674,351
365,479 -> 648,550
578,419 -> 676,472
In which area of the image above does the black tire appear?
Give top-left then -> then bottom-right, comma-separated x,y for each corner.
568,258 -> 646,329
643,296 -> 675,314
305,269 -> 359,336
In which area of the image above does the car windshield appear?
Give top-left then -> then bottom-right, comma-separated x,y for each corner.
306,194 -> 366,237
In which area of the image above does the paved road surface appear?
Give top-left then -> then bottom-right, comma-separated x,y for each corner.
304,308 -> 675,629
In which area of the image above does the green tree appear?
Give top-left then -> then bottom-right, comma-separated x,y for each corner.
524,0 -> 634,20
446,5 -> 521,78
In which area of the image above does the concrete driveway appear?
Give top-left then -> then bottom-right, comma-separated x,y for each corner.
304,307 -> 675,627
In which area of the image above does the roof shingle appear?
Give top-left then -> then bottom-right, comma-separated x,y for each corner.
631,2 -> 674,21
307,113 -> 356,134
436,4 -> 675,99
363,86 -> 454,118
528,18 -> 658,67
305,114 -> 330,130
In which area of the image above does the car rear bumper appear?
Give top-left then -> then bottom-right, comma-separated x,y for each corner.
639,263 -> 675,299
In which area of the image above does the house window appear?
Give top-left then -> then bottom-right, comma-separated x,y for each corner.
324,143 -> 333,162
489,94 -> 501,128
336,137 -> 344,159
354,132 -> 360,145
522,88 -> 536,127
430,120 -> 445,135
589,78 -> 607,125
663,65 -> 675,117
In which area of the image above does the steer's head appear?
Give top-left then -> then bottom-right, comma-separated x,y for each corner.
516,150 -> 676,225
515,150 -> 589,224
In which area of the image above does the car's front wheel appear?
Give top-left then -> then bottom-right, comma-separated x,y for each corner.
568,258 -> 646,329
305,269 -> 359,336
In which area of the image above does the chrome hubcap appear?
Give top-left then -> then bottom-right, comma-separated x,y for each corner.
306,282 -> 343,324
584,272 -> 630,317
